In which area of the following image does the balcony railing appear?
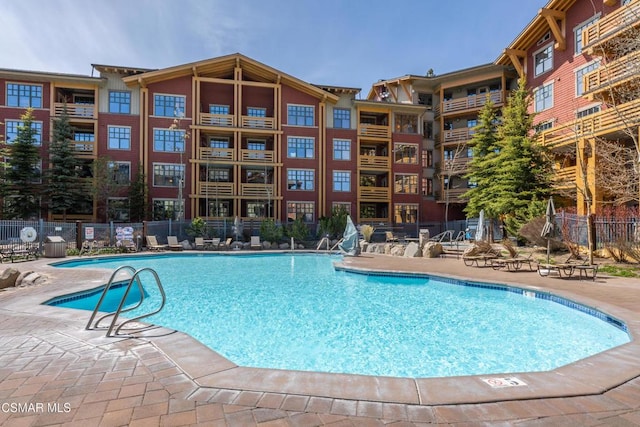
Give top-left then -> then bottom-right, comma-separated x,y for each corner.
438,187 -> 468,203
359,124 -> 391,138
539,98 -> 640,148
199,147 -> 234,161
240,183 -> 274,197
435,91 -> 502,116
583,50 -> 640,95
199,113 -> 234,127
442,157 -> 472,173
241,116 -> 275,130
240,149 -> 274,163
583,0 -> 640,51
442,128 -> 475,144
358,186 -> 390,200
197,182 -> 234,196
552,166 -> 577,189
358,155 -> 390,169
54,102 -> 96,119
72,141 -> 96,157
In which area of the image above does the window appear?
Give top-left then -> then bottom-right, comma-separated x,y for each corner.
534,44 -> 553,76
333,108 -> 350,128
153,163 -> 184,187
575,61 -> 600,96
5,120 -> 42,145
208,168 -> 229,182
421,177 -> 434,196
6,83 -> 42,108
421,150 -> 433,168
333,139 -> 351,160
247,140 -> 266,151
332,202 -> 351,214
394,204 -> 418,224
537,31 -> 550,45
154,129 -> 185,152
395,114 -> 417,133
108,126 -> 131,150
246,107 -> 267,128
154,94 -> 185,117
153,199 -> 180,220
534,120 -> 554,133
575,15 -> 599,54
333,171 -> 350,192
210,104 -> 230,115
109,91 -> 131,114
108,161 -> 131,185
576,104 -> 601,118
287,202 -> 314,222
287,105 -> 314,126
74,131 -> 94,152
394,144 -> 418,164
287,169 -> 314,190
287,137 -> 314,158
394,174 -> 418,194
208,137 -> 229,149
534,82 -> 554,112
107,198 -> 129,222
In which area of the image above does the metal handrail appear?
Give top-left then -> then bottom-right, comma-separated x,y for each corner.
85,265 -> 141,330
107,267 -> 167,337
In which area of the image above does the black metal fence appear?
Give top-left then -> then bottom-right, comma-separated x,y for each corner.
557,212 -> 639,249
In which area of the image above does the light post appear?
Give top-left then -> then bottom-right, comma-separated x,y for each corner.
169,110 -> 189,222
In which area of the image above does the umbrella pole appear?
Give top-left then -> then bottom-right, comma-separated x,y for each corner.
546,239 -> 550,265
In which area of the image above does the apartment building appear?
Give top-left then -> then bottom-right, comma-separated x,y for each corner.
368,65 -> 517,221
497,0 -> 639,214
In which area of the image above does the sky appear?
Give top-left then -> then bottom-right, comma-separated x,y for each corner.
0,1 -> 544,96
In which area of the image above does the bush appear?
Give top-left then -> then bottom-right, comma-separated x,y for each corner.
317,206 -> 349,238
186,217 -> 207,237
360,224 -> 375,242
260,218 -> 283,242
286,217 -> 309,242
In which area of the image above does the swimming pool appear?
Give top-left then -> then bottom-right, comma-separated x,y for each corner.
48,253 -> 630,378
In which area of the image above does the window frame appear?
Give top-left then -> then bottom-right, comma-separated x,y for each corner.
107,125 -> 131,150
333,108 -> 351,129
4,119 -> 42,146
153,93 -> 186,117
108,161 -> 131,185
533,43 -> 554,77
287,136 -> 315,159
394,173 -> 419,194
153,128 -> 186,152
332,139 -> 351,161
152,163 -> 185,188
6,83 -> 42,108
286,169 -> 315,191
534,81 -> 554,113
108,90 -> 131,114
286,201 -> 315,222
575,60 -> 600,97
332,170 -> 351,192
574,14 -> 600,55
287,104 -> 315,127
394,143 -> 419,164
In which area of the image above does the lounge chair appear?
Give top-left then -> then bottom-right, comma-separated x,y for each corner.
194,237 -> 205,250
146,235 -> 168,251
490,241 -> 535,271
116,239 -> 137,252
219,237 -> 232,250
167,236 -> 184,251
462,241 -> 501,267
250,236 -> 262,250
385,231 -> 398,243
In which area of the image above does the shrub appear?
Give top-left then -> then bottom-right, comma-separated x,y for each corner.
186,217 -> 207,237
360,224 -> 375,242
260,218 -> 283,242
286,217 -> 309,242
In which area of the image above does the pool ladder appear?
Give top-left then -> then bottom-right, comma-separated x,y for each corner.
86,265 -> 166,337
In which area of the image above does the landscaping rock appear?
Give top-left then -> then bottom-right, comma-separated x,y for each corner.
279,242 -> 290,250
390,245 -> 405,257
0,268 -> 20,289
403,242 -> 421,257
15,271 -> 34,287
423,242 -> 444,258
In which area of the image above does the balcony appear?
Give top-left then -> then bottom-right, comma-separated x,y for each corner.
539,98 -> 640,148
54,102 -> 96,120
583,50 -> 640,97
240,183 -> 275,198
358,186 -> 390,201
441,157 -> 472,173
199,147 -> 235,161
552,166 -> 577,190
435,91 -> 502,116
583,0 -> 640,53
240,149 -> 274,163
200,113 -> 234,127
438,187 -> 468,203
442,128 -> 474,144
72,141 -> 96,158
197,181 -> 234,196
241,116 -> 275,130
359,124 -> 391,139
358,155 -> 390,169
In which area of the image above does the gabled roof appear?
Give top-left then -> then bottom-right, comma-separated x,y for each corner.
121,53 -> 340,103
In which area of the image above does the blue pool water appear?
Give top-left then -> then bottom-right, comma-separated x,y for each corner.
49,253 -> 630,378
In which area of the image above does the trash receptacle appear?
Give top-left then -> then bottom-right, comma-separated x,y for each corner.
44,236 -> 67,258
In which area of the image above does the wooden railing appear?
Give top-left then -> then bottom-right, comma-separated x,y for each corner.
199,147 -> 234,161
72,141 -> 96,157
359,124 -> 391,138
442,127 -> 474,144
438,187 -> 468,202
240,149 -> 274,163
197,182 -> 234,196
54,102 -> 96,119
435,91 -> 502,116
199,113 -> 234,127
583,50 -> 640,95
583,0 -> 640,50
442,157 -> 472,172
240,183 -> 274,197
358,186 -> 390,200
241,116 -> 275,130
358,155 -> 390,169
539,98 -> 640,148
553,166 -> 577,189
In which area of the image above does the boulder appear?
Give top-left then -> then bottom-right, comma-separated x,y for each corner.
15,271 -> 34,287
423,242 -> 444,258
0,268 -> 20,289
403,242 -> 422,257
390,245 -> 405,256
279,242 -> 290,250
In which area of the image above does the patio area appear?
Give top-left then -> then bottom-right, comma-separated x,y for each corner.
1,253 -> 640,426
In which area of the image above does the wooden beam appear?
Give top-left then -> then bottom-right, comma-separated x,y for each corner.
540,8 -> 566,51
505,49 -> 526,78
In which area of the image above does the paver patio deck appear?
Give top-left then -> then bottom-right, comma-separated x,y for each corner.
1,252 -> 639,426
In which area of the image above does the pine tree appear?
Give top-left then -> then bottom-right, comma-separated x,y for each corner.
6,108 -> 41,219
494,78 -> 552,236
128,165 -> 148,221
46,104 -> 82,220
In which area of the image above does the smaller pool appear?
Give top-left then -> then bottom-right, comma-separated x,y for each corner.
47,281 -> 147,312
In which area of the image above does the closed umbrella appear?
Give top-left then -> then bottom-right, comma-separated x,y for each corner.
338,215 -> 359,256
475,209 -> 485,242
541,197 -> 556,264
233,216 -> 243,241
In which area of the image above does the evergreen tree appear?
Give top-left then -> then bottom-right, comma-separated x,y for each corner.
46,104 -> 82,220
6,108 -> 41,219
494,79 -> 552,236
128,164 -> 148,221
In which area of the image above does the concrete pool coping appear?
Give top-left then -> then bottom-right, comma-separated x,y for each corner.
2,251 -> 640,408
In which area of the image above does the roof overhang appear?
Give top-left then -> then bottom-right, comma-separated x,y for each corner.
0,68 -> 105,85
